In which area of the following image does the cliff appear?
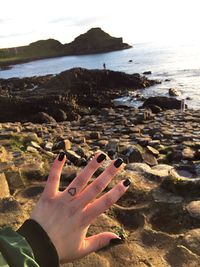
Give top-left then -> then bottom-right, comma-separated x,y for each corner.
0,28 -> 132,66
63,27 -> 131,55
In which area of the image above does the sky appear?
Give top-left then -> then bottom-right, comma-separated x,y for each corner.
1,0 -> 200,48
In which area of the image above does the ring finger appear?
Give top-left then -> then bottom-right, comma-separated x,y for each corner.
61,152 -> 107,199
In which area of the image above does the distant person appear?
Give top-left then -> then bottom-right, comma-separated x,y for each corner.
103,63 -> 106,69
0,152 -> 130,267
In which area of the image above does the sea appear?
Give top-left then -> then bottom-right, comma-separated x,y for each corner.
1,42 -> 200,109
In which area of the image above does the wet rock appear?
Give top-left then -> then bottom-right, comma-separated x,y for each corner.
169,88 -> 181,97
143,71 -> 152,75
142,96 -> 182,110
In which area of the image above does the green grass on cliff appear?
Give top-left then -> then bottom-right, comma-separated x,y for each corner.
0,39 -> 64,65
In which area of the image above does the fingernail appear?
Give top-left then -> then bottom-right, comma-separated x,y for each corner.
58,152 -> 65,161
96,153 -> 106,163
114,158 -> 123,168
109,238 -> 123,245
123,179 -> 131,187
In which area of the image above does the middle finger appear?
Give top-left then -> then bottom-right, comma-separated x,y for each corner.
73,158 -> 123,209
61,152 -> 106,200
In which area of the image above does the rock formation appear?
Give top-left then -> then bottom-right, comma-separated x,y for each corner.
0,28 -> 132,66
0,68 -> 159,122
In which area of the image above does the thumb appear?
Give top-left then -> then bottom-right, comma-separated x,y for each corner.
82,232 -> 121,256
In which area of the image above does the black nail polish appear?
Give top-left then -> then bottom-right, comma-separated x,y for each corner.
123,179 -> 131,187
58,152 -> 65,161
109,238 -> 123,245
96,153 -> 106,163
114,158 -> 123,168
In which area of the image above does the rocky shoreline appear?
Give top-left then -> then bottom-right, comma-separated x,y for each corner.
0,68 -> 159,122
1,69 -> 200,266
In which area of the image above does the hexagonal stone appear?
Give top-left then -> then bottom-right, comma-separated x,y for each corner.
0,173 -> 10,198
186,201 -> 200,220
182,229 -> 200,255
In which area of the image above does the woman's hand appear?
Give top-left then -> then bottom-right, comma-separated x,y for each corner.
30,152 -> 130,263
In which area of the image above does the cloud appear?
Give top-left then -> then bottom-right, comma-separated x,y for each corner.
0,18 -> 12,24
49,15 -> 106,27
49,17 -> 73,24
0,31 -> 34,39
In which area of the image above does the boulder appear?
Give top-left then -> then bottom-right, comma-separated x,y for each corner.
31,112 -> 56,123
65,150 -> 81,166
143,71 -> 152,75
169,88 -> 181,96
48,108 -> 67,122
52,139 -> 71,151
121,145 -> 143,163
142,96 -> 182,110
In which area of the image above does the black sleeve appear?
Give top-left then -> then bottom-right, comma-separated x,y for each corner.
17,219 -> 59,267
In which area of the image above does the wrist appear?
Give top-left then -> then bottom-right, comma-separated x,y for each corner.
17,219 -> 59,267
